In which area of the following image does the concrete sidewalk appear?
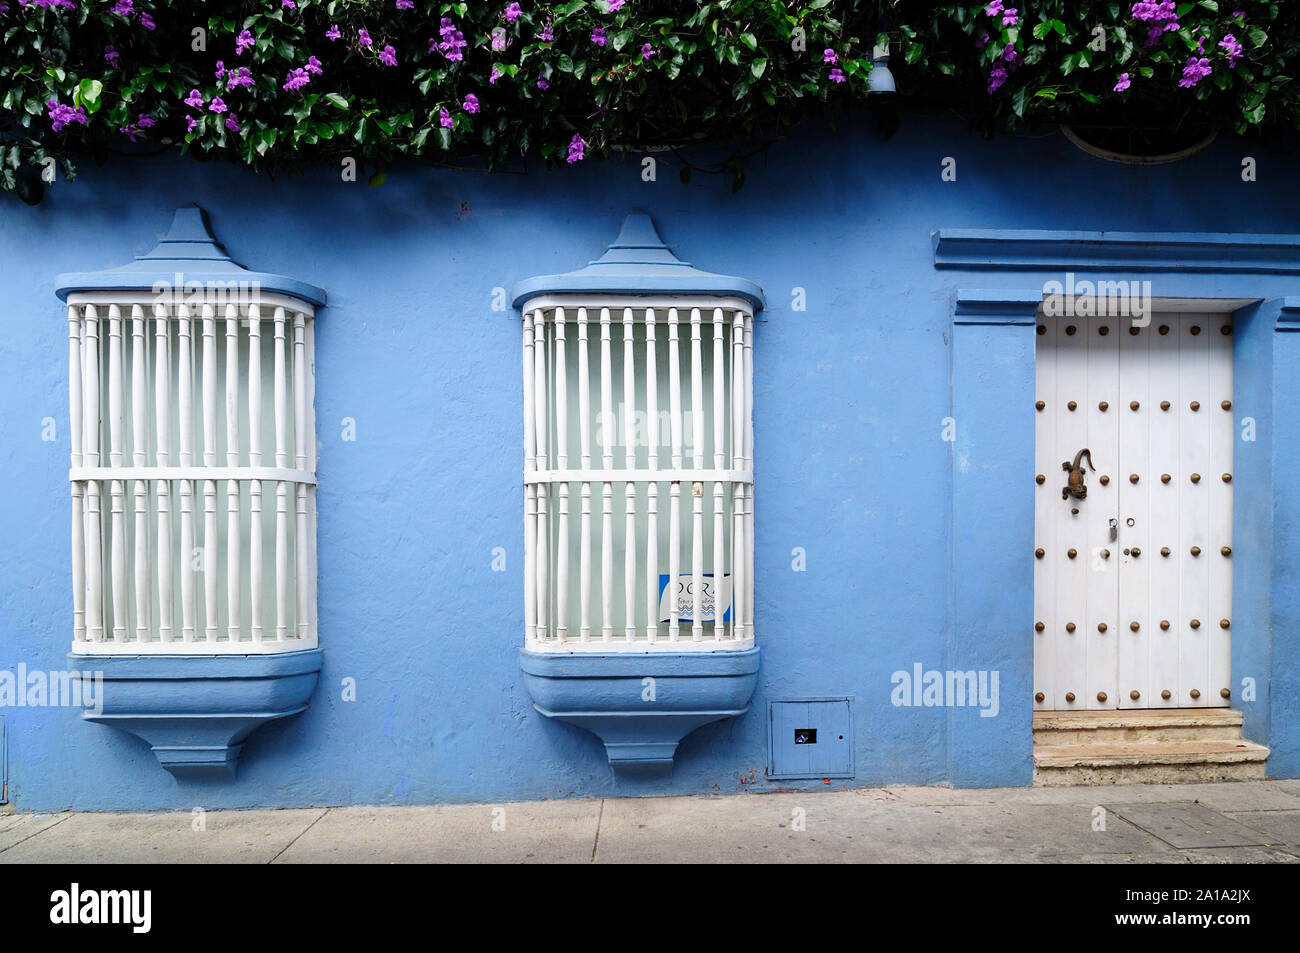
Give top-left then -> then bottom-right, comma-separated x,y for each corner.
3,779 -> 1300,863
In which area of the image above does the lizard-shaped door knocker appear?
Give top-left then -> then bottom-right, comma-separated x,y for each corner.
1062,448 -> 1094,501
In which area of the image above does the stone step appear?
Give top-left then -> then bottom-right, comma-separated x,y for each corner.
1033,708 -> 1244,744
1033,739 -> 1269,786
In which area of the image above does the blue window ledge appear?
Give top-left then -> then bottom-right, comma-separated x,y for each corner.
67,650 -> 323,780
519,647 -> 760,779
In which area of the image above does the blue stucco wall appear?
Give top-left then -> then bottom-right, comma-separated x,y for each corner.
2,111 -> 1299,810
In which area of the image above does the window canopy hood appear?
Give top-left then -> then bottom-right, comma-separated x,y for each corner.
510,211 -> 766,311
54,205 -> 327,308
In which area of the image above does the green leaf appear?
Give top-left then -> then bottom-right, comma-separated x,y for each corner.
1032,22 -> 1052,40
325,93 -> 349,109
368,172 -> 386,188
905,41 -> 923,64
74,79 -> 104,114
750,58 -> 767,80
740,32 -> 758,52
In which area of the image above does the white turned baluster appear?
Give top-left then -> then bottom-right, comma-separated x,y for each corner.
305,316 -> 318,641
732,311 -> 746,640
225,304 -> 241,643
578,308 -> 591,643
131,305 -> 150,643
107,305 -> 127,642
623,308 -> 636,640
554,309 -> 568,643
107,304 -> 124,468
178,305 -> 196,642
599,308 -> 613,641
668,308 -> 681,642
293,312 -> 310,640
523,311 -> 537,643
247,306 -> 263,642
154,304 -> 173,641
690,308 -> 704,641
69,306 -> 86,643
534,310 -> 548,641
712,308 -> 725,640
83,306 -> 103,642
274,307 -> 289,641
202,306 -> 219,643
744,312 -> 754,635
644,310 -> 658,642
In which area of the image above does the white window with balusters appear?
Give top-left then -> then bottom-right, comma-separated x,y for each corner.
521,295 -> 754,652
65,293 -> 318,654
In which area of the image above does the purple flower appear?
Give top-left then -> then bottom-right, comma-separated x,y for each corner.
829,66 -> 845,83
609,0 -> 624,10
282,0 -> 295,9
1179,55 -> 1212,87
489,66 -> 501,84
1132,0 -> 1179,45
396,0 -> 414,7
1113,72 -> 1131,92
184,88 -> 204,110
1219,33 -> 1243,68
225,114 -> 240,131
380,44 -> 397,65
215,60 -> 226,81
1001,7 -> 1018,27
641,43 -> 656,60
186,115 -> 197,134
282,68 -> 311,91
208,96 -> 228,114
536,76 -> 549,90
591,27 -> 606,47
436,18 -> 467,60
1002,42 -> 1019,67
504,2 -> 521,21
326,24 -> 341,41
987,64 -> 1008,93
976,32 -> 989,49
440,107 -> 453,127
119,124 -> 140,143
566,133 -> 584,164
138,11 -> 154,30
236,29 -> 254,55
137,113 -> 155,128
538,19 -> 554,42
463,93 -> 480,113
110,0 -> 132,15
47,99 -> 88,132
823,49 -> 838,63
491,29 -> 507,52
104,45 -> 120,67
305,55 -> 323,75
226,66 -> 254,89
358,28 -> 372,47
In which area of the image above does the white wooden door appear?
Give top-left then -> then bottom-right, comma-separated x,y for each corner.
1033,313 -> 1233,710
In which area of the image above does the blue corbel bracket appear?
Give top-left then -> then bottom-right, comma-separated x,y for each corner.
519,647 -> 760,779
67,650 -> 323,780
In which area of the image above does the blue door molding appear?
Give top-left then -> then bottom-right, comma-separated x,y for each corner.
941,229 -> 1300,784
950,290 -> 1040,787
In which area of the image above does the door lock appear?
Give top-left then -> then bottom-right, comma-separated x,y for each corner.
1109,518 -> 1118,542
